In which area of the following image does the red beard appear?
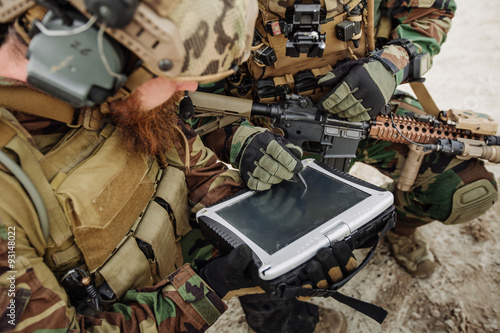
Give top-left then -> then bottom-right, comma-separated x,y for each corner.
108,91 -> 183,157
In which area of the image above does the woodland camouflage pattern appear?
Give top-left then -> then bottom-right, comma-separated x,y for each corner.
374,0 -> 456,82
167,118 -> 244,213
0,236 -> 224,332
381,0 -> 456,56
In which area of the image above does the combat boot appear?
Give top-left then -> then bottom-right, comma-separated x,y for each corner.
386,230 -> 436,278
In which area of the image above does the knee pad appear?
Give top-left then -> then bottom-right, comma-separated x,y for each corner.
443,179 -> 498,225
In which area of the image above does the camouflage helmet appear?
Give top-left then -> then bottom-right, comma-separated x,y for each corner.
0,0 -> 258,105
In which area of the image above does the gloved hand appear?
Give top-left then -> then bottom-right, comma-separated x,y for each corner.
199,244 -> 264,300
200,243 -> 356,300
231,124 -> 303,191
300,242 -> 357,289
318,45 -> 409,122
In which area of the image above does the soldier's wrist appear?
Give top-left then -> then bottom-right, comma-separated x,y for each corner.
230,123 -> 266,167
370,43 -> 410,85
384,39 -> 431,83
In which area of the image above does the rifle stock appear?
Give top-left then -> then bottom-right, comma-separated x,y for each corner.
189,91 -> 254,135
188,91 -> 500,191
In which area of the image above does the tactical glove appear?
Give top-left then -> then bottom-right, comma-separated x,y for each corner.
200,243 -> 356,300
318,44 -> 410,122
301,242 -> 357,289
199,244 -> 264,300
231,124 -> 303,191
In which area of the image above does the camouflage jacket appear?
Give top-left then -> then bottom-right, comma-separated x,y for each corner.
379,0 -> 456,57
0,90 -> 244,331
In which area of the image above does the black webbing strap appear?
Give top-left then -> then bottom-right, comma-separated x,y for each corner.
279,216 -> 394,324
285,286 -> 388,324
331,291 -> 387,323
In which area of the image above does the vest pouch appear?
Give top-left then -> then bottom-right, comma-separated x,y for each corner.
97,236 -> 154,300
248,0 -> 370,80
134,199 -> 179,281
154,166 -> 191,238
127,166 -> 191,282
53,125 -> 156,274
58,160 -> 191,300
256,65 -> 333,103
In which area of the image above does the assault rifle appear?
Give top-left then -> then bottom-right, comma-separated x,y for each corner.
186,91 -> 500,191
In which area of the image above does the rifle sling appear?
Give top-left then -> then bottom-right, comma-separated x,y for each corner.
409,81 -> 440,117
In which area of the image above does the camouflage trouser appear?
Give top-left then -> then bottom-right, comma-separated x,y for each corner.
354,92 -> 498,230
179,226 -> 218,270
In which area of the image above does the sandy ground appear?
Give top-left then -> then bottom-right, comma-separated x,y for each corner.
208,2 -> 500,332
